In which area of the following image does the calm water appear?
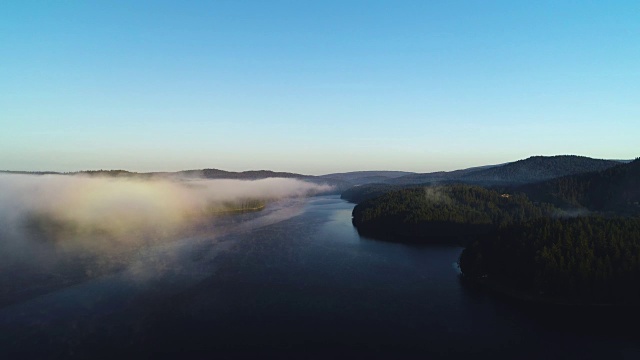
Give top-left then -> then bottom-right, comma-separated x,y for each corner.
1,195 -> 639,358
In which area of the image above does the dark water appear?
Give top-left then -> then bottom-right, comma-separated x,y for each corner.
1,196 -> 639,358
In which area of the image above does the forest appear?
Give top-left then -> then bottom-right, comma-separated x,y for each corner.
352,185 -> 554,243
349,159 -> 640,304
459,217 -> 640,304
519,158 -> 640,215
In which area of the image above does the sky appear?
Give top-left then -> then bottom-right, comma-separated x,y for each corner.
1,1 -> 639,175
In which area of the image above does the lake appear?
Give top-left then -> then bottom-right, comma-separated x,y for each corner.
1,195 -> 639,358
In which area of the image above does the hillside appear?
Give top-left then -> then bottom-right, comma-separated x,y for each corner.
376,155 -> 621,187
318,171 -> 414,186
349,177 -> 640,304
175,168 -> 309,180
520,158 -> 640,215
385,165 -> 498,185
341,184 -> 402,203
351,184 -> 553,243
459,155 -> 621,185
340,155 -> 629,204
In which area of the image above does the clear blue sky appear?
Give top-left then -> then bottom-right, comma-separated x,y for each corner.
1,1 -> 638,174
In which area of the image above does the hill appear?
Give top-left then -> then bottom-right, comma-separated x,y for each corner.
318,171 -> 414,186
384,165 -> 498,185
459,155 -> 622,185
340,156 -> 628,204
519,158 -> 640,215
175,168 -> 309,180
351,184 -> 553,243
340,183 -> 402,203
374,156 -> 621,187
0,168 -> 347,194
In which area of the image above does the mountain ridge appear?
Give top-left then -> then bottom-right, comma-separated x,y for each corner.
519,158 -> 640,215
1,155 -> 630,190
460,155 -> 622,185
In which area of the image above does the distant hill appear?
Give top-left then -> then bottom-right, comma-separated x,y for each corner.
76,170 -> 145,178
385,165 -> 498,185
0,170 -> 62,175
458,155 -> 622,185
3,155 -> 630,198
339,165 -> 502,203
381,156 -> 622,187
175,169 -> 309,180
177,169 -> 350,193
0,168 -> 315,180
341,183 -> 402,203
340,155 -> 628,204
0,168 -> 348,194
318,171 -> 414,186
520,158 -> 640,215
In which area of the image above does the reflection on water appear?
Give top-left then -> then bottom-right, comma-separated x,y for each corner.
1,195 -> 639,358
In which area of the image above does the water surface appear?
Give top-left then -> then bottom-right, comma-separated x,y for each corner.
1,196 -> 638,358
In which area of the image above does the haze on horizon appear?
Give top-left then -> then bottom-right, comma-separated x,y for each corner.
1,1 -> 638,175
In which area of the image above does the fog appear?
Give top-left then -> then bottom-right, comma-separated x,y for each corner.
423,186 -> 452,204
553,208 -> 592,218
0,174 -> 331,305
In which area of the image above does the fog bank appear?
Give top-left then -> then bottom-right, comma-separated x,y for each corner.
0,174 -> 331,265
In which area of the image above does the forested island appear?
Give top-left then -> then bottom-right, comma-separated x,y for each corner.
348,158 -> 640,305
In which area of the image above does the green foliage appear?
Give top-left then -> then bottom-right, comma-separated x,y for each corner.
341,184 -> 400,203
352,177 -> 640,304
521,158 -> 640,215
460,217 -> 640,304
352,184 -> 553,242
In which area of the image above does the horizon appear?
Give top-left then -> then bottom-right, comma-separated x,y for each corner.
2,1 -> 639,173
1,153 -> 635,176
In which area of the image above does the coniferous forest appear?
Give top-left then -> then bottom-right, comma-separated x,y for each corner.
352,185 -> 553,242
349,159 -> 640,304
459,217 -> 640,304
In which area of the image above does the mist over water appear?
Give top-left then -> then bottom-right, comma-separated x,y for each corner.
0,174 -> 331,306
1,193 -> 638,358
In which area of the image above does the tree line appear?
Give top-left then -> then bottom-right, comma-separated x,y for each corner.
350,181 -> 640,304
